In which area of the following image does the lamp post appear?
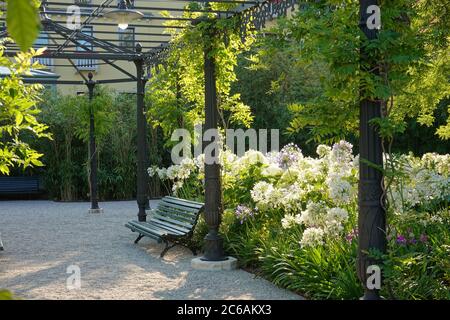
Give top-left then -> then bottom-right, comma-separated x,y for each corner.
357,0 -> 386,300
135,43 -> 149,222
105,0 -> 148,219
86,72 -> 102,214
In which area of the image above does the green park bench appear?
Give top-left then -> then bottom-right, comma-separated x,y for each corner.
125,196 -> 204,258
0,176 -> 41,195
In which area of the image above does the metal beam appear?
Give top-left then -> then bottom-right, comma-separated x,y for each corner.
51,0 -> 115,53
45,19 -> 133,54
50,26 -> 137,80
3,50 -> 138,60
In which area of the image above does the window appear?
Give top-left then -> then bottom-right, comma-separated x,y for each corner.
32,33 -> 53,70
118,27 -> 135,49
76,26 -> 97,71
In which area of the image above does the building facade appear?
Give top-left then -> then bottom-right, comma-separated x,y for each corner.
31,0 -> 184,95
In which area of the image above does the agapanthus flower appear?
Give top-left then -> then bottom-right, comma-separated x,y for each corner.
331,140 -> 353,162
316,144 -> 331,158
419,234 -> 428,243
396,235 -> 407,245
276,143 -> 303,169
345,229 -> 358,243
156,168 -> 167,180
300,227 -> 324,247
235,205 -> 257,224
147,166 -> 158,177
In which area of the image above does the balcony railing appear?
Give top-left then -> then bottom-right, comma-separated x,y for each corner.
32,57 -> 54,71
75,58 -> 97,71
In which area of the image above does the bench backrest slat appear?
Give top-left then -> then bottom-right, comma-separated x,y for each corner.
153,196 -> 204,235
151,212 -> 195,230
160,200 -> 203,214
163,196 -> 204,209
155,208 -> 196,225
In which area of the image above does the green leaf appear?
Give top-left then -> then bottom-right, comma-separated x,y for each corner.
15,112 -> 23,126
30,158 -> 44,167
6,0 -> 40,52
0,290 -> 16,300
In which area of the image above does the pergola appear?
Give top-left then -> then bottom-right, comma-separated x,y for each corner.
1,0 -> 385,299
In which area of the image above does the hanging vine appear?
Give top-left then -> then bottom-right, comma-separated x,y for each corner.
145,2 -> 257,144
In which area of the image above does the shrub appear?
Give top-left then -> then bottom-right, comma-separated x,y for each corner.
151,141 -> 449,299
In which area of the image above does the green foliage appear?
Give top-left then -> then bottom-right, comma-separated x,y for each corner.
0,289 -> 16,300
0,44 -> 50,175
232,43 -> 324,154
5,0 -> 41,52
260,237 -> 362,299
34,89 -> 140,201
146,2 -> 255,143
169,145 -> 448,299
380,209 -> 450,299
73,86 -> 117,144
260,0 -> 449,143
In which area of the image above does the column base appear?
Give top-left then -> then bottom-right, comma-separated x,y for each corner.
191,256 -> 237,271
88,208 -> 104,214
359,290 -> 383,300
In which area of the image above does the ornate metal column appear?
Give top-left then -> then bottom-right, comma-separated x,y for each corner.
135,43 -> 149,221
201,26 -> 226,262
357,0 -> 386,300
86,72 -> 101,213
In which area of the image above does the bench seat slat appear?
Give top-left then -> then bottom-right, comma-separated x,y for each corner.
127,221 -> 185,236
125,223 -> 162,242
128,220 -> 188,236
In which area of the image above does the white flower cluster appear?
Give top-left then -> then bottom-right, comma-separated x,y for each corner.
300,227 -> 325,247
282,201 -> 349,247
148,141 -> 449,247
388,153 -> 450,212
250,141 -> 358,215
421,153 -> 450,176
148,157 -> 199,193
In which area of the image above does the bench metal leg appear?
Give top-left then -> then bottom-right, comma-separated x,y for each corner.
160,241 -> 177,258
134,234 -> 144,244
187,240 -> 198,256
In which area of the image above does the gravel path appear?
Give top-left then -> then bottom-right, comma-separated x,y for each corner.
0,200 -> 302,300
